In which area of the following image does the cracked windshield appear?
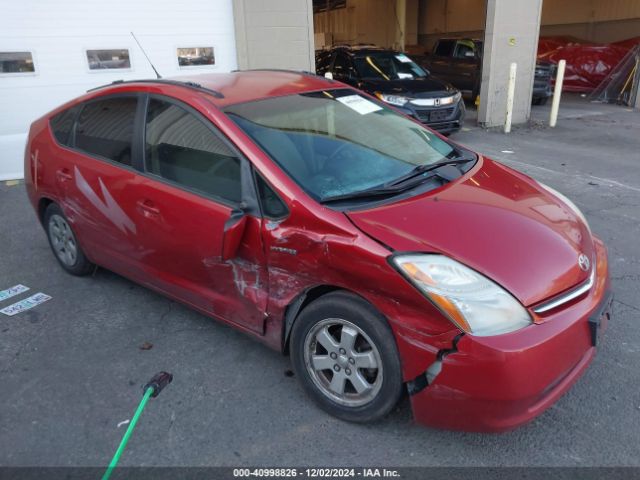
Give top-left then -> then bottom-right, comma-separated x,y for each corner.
225,89 -> 455,201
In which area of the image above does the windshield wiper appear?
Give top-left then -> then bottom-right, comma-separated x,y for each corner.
320,153 -> 476,205
321,165 -> 453,204
387,155 -> 475,187
320,185 -> 414,204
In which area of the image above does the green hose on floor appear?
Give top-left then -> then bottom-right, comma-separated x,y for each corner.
102,372 -> 173,480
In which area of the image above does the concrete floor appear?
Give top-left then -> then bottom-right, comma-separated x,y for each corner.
1,97 -> 639,468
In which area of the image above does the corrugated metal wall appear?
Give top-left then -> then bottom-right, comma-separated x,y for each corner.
313,0 -> 640,52
313,0 -> 401,48
416,0 -> 640,49
542,0 -> 640,24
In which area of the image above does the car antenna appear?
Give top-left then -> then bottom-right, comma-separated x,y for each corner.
131,32 -> 162,79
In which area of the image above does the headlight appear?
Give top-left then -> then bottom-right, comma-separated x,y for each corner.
392,254 -> 532,336
434,92 -> 460,106
375,92 -> 408,107
538,182 -> 591,233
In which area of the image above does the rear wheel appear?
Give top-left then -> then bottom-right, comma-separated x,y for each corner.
44,203 -> 94,276
290,291 -> 403,423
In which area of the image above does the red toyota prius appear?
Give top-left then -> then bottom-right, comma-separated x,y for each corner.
24,71 -> 612,432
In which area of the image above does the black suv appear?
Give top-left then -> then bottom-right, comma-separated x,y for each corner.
421,38 -> 554,105
316,45 -> 465,135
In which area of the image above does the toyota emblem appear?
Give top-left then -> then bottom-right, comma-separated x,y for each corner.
578,254 -> 590,272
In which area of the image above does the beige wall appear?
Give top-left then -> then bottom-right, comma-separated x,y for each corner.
416,0 -> 640,50
313,0 -> 418,49
233,0 -> 315,71
406,0 -> 420,45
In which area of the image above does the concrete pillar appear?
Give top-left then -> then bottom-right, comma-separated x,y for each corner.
478,0 -> 543,128
394,0 -> 406,51
405,0 -> 419,46
233,0 -> 315,71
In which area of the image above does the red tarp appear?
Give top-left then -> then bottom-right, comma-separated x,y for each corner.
537,36 -> 640,92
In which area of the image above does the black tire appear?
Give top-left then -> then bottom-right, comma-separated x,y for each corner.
44,203 -> 94,276
290,291 -> 403,423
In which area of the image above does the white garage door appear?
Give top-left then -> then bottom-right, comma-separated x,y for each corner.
0,0 -> 237,180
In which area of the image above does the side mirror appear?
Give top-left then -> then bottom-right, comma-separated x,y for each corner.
222,208 -> 247,261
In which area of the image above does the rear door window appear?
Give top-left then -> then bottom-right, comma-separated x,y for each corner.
453,41 -> 476,58
144,98 -> 241,204
75,97 -> 138,166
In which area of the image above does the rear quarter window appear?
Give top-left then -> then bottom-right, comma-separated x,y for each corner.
50,107 -> 79,146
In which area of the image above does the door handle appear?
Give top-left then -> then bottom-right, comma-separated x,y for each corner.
56,168 -> 72,182
136,199 -> 160,218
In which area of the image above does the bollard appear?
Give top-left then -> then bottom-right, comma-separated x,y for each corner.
550,59 -> 566,127
504,63 -> 517,133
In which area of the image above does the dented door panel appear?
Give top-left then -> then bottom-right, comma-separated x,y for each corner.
131,177 -> 268,333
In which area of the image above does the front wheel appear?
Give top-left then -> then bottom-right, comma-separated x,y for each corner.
290,291 -> 403,423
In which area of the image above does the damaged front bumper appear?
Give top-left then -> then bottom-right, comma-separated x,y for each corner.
404,239 -> 611,432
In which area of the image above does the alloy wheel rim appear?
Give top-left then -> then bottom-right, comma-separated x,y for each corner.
49,214 -> 77,266
303,318 -> 383,407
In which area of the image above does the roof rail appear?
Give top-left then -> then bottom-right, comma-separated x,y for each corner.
86,79 -> 224,98
231,68 -> 334,82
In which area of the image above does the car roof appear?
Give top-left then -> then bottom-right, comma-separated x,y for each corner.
91,70 -> 340,107
437,37 -> 482,43
328,45 -> 393,55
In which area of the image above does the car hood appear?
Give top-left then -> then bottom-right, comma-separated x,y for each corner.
360,77 -> 456,98
347,157 -> 594,307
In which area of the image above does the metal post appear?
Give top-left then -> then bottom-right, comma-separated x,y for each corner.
550,59 -> 566,127
633,56 -> 640,109
504,62 -> 517,133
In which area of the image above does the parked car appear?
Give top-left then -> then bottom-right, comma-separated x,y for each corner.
420,38 -> 554,105
316,45 -> 465,135
25,71 -> 612,432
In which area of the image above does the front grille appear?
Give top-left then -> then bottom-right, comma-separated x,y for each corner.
533,269 -> 595,314
415,107 -> 455,123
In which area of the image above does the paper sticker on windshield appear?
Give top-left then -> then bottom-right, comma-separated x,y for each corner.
337,95 -> 382,115
1,293 -> 51,316
397,72 -> 414,79
395,54 -> 412,63
0,284 -> 29,302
